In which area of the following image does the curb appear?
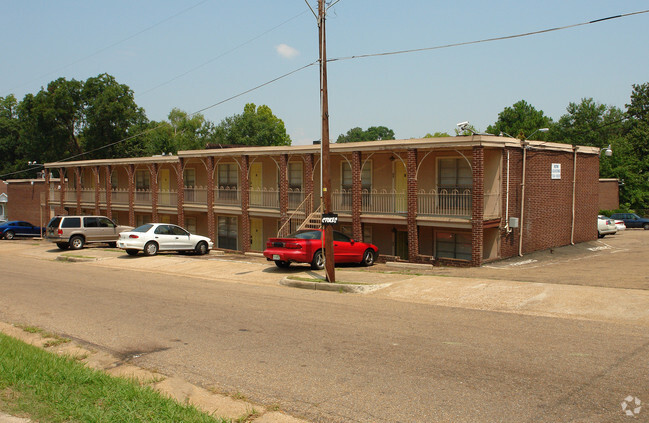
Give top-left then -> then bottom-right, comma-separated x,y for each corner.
280,277 -> 390,293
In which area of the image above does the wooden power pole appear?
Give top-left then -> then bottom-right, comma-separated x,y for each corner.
318,0 -> 335,282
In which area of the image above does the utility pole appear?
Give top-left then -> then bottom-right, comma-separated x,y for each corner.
318,0 -> 335,282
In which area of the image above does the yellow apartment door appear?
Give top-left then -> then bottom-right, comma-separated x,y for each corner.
250,162 -> 262,206
159,169 -> 170,206
250,218 -> 263,251
395,160 -> 407,212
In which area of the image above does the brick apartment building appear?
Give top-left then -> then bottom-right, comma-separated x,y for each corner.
3,178 -> 59,228
42,135 -> 601,267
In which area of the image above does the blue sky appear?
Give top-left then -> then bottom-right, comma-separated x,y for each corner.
2,1 -> 648,145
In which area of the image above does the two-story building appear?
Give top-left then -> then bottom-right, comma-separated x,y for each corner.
43,135 -> 600,267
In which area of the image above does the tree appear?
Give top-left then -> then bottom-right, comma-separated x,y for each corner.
211,103 -> 291,146
81,73 -> 147,159
424,132 -> 450,138
0,95 -> 23,177
620,83 -> 649,210
486,100 -> 553,140
336,126 -> 395,143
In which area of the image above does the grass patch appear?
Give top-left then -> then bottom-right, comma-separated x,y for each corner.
62,254 -> 95,259
0,333 -> 227,422
17,325 -> 70,347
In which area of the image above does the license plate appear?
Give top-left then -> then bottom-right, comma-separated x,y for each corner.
273,254 -> 280,260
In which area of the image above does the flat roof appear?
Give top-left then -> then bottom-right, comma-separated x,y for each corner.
45,135 -> 600,168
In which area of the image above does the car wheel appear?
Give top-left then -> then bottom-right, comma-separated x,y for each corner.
143,241 -> 158,256
311,250 -> 324,270
195,241 -> 209,255
644,223 -> 649,230
275,260 -> 290,269
4,231 -> 15,240
361,249 -> 376,266
597,233 -> 604,239
107,242 -> 117,248
126,249 -> 139,256
69,236 -> 84,250
56,242 -> 69,250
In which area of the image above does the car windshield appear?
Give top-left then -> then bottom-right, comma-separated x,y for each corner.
287,230 -> 321,240
132,224 -> 154,233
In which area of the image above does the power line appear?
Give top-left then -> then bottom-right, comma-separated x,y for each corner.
328,9 -> 649,63
2,0 -> 210,96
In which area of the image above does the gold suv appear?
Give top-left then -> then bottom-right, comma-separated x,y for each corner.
45,215 -> 133,250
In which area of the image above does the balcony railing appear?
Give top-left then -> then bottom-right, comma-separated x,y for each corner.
184,186 -> 207,205
80,188 -> 95,203
249,187 -> 279,209
158,189 -> 177,207
135,189 -> 151,205
111,188 -> 129,205
214,186 -> 240,206
418,188 -> 472,217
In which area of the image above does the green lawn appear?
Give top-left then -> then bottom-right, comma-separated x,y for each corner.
0,333 -> 228,422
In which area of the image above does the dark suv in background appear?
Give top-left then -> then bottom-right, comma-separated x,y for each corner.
45,216 -> 133,250
610,213 -> 649,230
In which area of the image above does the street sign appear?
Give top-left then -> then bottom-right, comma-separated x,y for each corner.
321,213 -> 338,226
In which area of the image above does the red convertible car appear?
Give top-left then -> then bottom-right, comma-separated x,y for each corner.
263,229 -> 379,269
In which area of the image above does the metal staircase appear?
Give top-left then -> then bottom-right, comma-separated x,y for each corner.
276,194 -> 322,237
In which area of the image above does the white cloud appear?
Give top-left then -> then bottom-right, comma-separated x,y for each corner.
276,44 -> 299,59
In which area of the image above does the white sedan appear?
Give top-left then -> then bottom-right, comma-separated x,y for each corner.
118,223 -> 213,256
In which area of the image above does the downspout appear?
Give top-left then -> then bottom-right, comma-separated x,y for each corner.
518,144 -> 527,256
505,150 -> 511,233
570,147 -> 578,245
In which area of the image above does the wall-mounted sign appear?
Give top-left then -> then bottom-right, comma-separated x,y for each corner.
321,213 -> 338,226
551,163 -> 561,180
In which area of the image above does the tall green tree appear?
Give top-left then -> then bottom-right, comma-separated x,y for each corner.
336,126 -> 395,143
211,103 -> 291,146
486,100 -> 553,139
620,82 -> 649,210
81,73 -> 147,159
0,95 -> 22,177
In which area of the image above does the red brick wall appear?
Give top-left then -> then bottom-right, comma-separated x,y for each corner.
502,148 -> 599,258
6,180 -> 49,226
500,148 -> 523,259
598,180 -> 619,211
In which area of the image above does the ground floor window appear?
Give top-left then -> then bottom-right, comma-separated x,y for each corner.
185,216 -> 197,234
136,214 -> 150,227
435,231 -> 471,261
218,216 -> 237,250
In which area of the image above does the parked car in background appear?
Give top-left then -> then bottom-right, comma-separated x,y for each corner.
0,221 -> 43,240
263,229 -> 379,269
612,218 -> 626,231
597,216 -> 617,238
45,216 -> 132,250
117,223 -> 213,256
610,212 -> 649,230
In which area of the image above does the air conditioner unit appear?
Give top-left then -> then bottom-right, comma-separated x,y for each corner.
508,217 -> 519,228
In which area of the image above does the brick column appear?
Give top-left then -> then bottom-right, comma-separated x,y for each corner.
104,166 -> 112,219
471,147 -> 484,267
176,160 -> 185,228
240,156 -> 250,252
206,157 -> 215,243
149,163 -> 159,222
74,167 -> 82,215
127,164 -> 135,227
59,168 -> 66,212
352,152 -> 362,241
304,154 -> 314,215
44,170 -> 50,214
93,166 -> 100,215
279,154 -> 289,228
407,149 -> 419,261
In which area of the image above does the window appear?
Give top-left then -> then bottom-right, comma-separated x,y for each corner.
136,214 -> 148,227
218,163 -> 238,201
438,158 -> 472,189
218,216 -> 237,250
135,170 -> 150,190
341,160 -> 372,206
185,216 -> 197,234
83,217 -> 99,228
288,162 -> 303,208
435,231 -> 471,261
184,168 -> 196,202
61,217 -> 81,228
